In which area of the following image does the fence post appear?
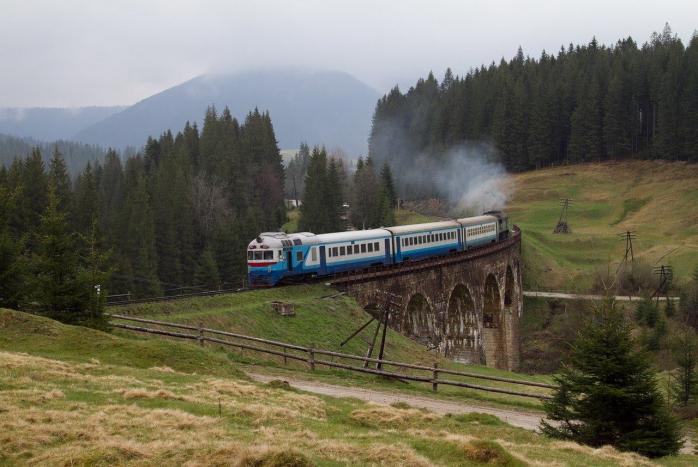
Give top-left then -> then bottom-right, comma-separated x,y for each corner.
308,344 -> 315,371
198,323 -> 204,347
432,362 -> 439,392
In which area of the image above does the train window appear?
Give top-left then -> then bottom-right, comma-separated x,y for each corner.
311,248 -> 317,261
332,247 -> 338,257
432,234 -> 435,242
253,251 -> 263,260
361,243 -> 367,253
296,251 -> 303,261
367,243 -> 373,252
354,244 -> 360,254
340,246 -> 346,256
375,242 -> 380,251
247,251 -> 253,260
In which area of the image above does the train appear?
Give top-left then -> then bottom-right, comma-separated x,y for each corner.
247,210 -> 509,287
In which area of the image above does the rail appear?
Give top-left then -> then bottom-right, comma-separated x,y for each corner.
107,311 -> 554,400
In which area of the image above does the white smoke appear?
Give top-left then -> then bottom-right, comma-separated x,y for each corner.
399,142 -> 513,216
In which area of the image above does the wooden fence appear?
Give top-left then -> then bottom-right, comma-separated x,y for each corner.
107,313 -> 556,400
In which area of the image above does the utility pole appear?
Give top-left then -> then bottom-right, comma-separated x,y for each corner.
553,198 -> 573,234
652,265 -> 673,304
618,231 -> 637,264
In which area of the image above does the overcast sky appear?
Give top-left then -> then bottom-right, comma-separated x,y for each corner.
2,0 -> 697,108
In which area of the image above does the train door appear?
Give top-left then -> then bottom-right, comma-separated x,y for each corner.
396,236 -> 401,261
319,246 -> 326,272
384,239 -> 391,264
457,229 -> 463,251
286,248 -> 293,271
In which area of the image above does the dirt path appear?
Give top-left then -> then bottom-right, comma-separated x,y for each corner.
250,372 -> 695,454
248,372 -> 544,430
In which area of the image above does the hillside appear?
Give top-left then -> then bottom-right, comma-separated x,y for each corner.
507,160 -> 698,291
3,308 -> 695,465
74,69 -> 380,155
114,284 -> 554,408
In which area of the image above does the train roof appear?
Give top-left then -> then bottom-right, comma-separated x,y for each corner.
315,229 -> 391,244
385,221 -> 460,235
456,215 -> 498,225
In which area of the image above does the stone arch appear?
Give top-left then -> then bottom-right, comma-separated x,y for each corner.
444,284 -> 480,363
398,293 -> 437,346
504,266 -> 515,307
482,273 -> 506,369
483,274 -> 501,329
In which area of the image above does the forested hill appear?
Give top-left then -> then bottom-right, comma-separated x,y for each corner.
0,134 -> 107,177
75,70 -> 379,155
368,25 -> 698,189
0,107 -> 286,307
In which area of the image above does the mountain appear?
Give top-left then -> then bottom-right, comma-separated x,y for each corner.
0,106 -> 125,141
74,70 -> 380,155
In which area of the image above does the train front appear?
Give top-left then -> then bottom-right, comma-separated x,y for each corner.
247,233 -> 288,287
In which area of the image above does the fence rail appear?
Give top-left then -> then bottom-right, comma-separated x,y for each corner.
107,313 -> 555,400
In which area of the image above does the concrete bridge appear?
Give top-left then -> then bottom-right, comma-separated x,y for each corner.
333,229 -> 522,371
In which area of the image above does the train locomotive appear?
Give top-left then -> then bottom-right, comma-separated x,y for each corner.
247,211 -> 509,287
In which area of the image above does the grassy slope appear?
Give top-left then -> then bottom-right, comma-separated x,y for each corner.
507,161 -> 698,291
2,309 -> 695,466
114,285 -> 554,409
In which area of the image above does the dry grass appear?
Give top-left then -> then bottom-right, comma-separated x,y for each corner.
350,404 -> 440,428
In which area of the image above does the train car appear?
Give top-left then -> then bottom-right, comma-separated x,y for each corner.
457,215 -> 499,249
386,221 -> 461,262
247,229 -> 391,286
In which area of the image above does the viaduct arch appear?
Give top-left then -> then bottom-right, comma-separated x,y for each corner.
333,230 -> 522,371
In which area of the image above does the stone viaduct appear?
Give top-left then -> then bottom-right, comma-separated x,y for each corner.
333,230 -> 522,371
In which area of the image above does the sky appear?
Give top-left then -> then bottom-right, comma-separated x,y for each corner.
1,0 -> 697,108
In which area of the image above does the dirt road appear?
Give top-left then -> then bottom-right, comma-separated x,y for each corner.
248,372 -> 544,430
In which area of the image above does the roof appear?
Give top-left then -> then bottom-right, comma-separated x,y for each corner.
315,229 -> 391,243
385,221 -> 460,235
456,215 -> 498,226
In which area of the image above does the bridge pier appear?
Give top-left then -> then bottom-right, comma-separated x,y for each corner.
334,230 -> 522,371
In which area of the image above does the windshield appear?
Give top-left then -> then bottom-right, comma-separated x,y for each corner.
248,250 -> 275,261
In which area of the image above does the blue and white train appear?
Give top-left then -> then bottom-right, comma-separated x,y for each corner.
247,211 -> 509,287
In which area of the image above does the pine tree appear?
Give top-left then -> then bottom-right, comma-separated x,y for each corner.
326,158 -> 345,231
541,300 -> 681,457
671,326 -> 698,407
0,185 -> 24,308
380,162 -> 396,208
194,248 -> 221,290
29,184 -> 84,322
48,146 -> 71,212
299,147 -> 329,233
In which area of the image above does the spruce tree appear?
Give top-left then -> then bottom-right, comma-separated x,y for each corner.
0,186 -> 24,308
48,146 -> 71,212
541,300 -> 681,457
194,248 -> 221,290
29,184 -> 84,322
380,162 -> 396,208
299,147 -> 329,233
671,326 -> 698,407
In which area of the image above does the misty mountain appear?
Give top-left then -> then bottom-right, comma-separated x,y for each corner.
0,106 -> 125,142
74,70 -> 380,155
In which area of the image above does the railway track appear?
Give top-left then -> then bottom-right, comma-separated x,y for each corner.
107,227 -> 521,307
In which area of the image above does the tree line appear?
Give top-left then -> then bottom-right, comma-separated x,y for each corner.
295,144 -> 396,234
0,106 -> 286,316
368,25 -> 698,197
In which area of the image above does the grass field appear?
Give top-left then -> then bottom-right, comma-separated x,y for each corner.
115,284 -> 554,409
507,161 -> 698,291
2,308 -> 696,465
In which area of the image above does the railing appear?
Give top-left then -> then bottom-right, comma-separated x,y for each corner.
108,313 -> 555,400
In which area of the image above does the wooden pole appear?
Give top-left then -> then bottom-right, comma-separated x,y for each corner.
432,362 -> 439,392
308,344 -> 315,371
376,312 -> 389,370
